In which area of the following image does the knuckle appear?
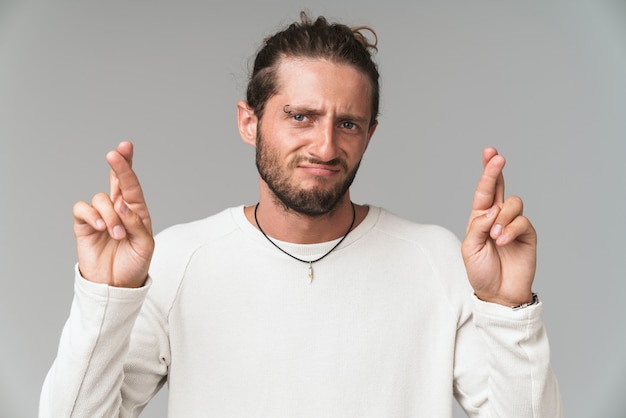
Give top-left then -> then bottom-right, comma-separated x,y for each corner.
507,195 -> 523,208
72,200 -> 86,213
91,192 -> 109,205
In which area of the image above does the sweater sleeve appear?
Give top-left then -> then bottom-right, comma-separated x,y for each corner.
453,295 -> 563,417
39,266 -> 169,418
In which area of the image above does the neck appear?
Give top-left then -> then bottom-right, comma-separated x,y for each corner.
245,189 -> 366,244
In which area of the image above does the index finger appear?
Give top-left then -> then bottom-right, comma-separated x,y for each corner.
471,149 -> 506,212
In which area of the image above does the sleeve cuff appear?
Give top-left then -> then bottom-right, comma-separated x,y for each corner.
471,293 -> 543,321
74,263 -> 152,302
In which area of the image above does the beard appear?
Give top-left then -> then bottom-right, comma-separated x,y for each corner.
255,130 -> 361,217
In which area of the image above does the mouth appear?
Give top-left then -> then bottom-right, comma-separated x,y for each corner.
295,156 -> 346,177
298,163 -> 341,177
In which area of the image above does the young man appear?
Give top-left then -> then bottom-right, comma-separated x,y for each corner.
40,13 -> 562,417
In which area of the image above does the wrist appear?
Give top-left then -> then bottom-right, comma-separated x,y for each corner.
474,291 -> 537,309
511,292 -> 539,310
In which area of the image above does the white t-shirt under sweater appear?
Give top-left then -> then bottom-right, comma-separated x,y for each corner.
40,206 -> 563,417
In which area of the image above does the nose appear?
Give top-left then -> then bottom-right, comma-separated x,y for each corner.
307,121 -> 339,162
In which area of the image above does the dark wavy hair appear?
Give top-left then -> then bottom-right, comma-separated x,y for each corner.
246,12 -> 380,127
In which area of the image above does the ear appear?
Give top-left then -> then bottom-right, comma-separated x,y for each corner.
237,101 -> 258,147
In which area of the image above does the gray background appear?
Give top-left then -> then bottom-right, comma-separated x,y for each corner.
1,0 -> 625,417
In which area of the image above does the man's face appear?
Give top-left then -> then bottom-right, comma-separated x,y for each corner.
254,57 -> 377,216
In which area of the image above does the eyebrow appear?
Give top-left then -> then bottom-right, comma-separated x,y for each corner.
283,104 -> 319,116
283,104 -> 368,123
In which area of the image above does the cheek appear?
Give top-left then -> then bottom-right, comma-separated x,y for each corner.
346,140 -> 369,161
261,126 -> 302,152
258,135 -> 296,170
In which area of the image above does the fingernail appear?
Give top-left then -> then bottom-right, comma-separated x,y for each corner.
95,219 -> 105,229
486,206 -> 497,219
113,225 -> 125,239
491,224 -> 503,237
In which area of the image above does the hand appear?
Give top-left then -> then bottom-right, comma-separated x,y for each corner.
72,141 -> 154,288
461,147 -> 536,306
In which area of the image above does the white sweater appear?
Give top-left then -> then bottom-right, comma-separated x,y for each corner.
40,206 -> 562,417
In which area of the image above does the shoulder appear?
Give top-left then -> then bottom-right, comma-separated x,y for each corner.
153,206 -> 242,252
367,206 -> 468,286
146,206 -> 244,308
370,206 -> 461,251
368,206 -> 472,317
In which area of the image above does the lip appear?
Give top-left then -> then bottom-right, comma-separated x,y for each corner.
298,164 -> 341,177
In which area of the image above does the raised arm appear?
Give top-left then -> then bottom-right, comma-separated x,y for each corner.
40,142 -> 164,418
73,141 -> 154,287
456,148 -> 562,417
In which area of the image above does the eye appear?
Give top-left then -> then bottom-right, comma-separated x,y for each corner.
292,114 -> 306,122
341,121 -> 356,130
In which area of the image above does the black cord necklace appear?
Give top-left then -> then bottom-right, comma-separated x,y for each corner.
254,202 -> 356,283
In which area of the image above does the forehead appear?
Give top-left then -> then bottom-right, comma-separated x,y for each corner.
272,57 -> 372,116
